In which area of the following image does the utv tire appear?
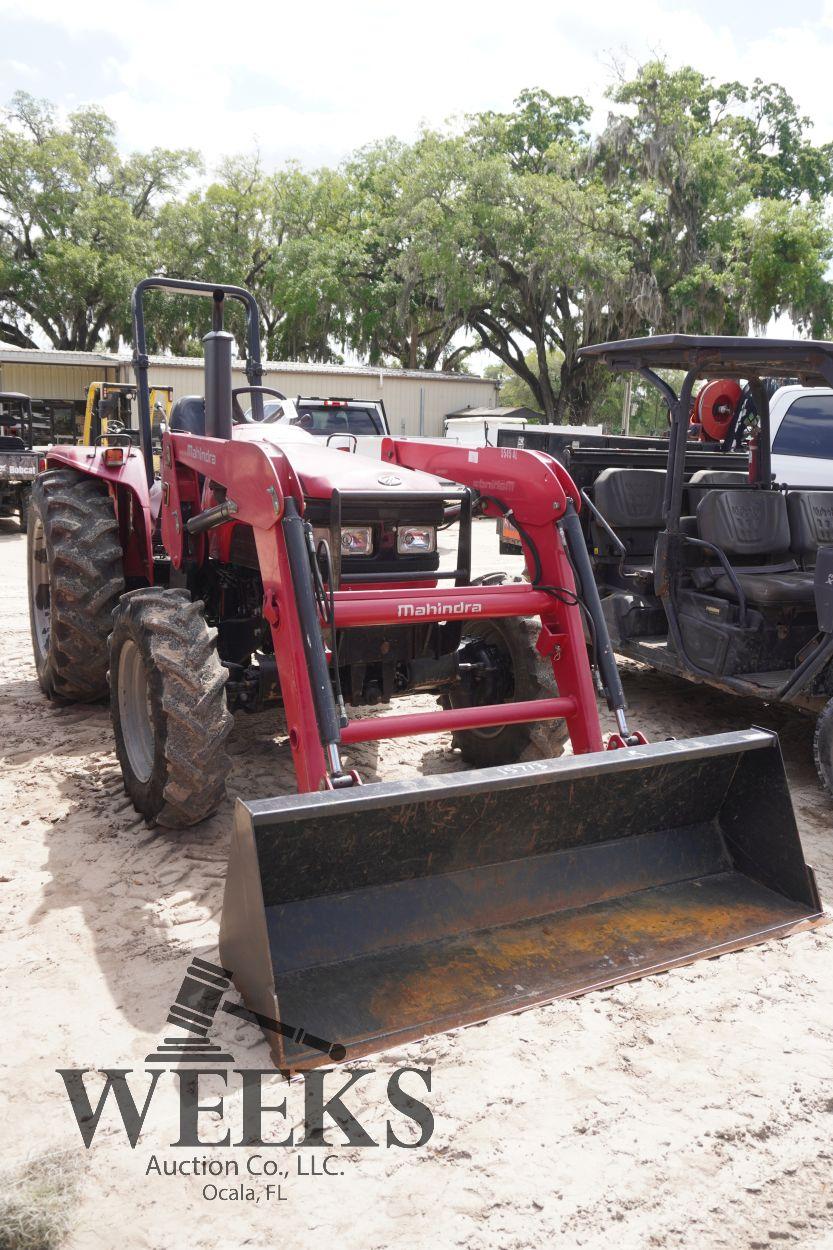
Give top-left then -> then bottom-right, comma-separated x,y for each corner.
813,698 -> 833,801
28,469 -> 125,701
18,487 -> 30,533
443,572 -> 570,767
109,588 -> 233,827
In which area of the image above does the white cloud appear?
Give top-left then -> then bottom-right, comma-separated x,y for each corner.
1,0 -> 832,166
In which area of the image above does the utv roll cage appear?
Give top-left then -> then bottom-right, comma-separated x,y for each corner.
577,335 -> 833,708
0,392 -> 35,447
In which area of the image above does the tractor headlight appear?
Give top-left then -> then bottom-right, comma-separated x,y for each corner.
340,526 -> 373,556
397,525 -> 436,554
312,526 -> 374,557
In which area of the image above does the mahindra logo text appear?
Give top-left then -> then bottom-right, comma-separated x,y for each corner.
186,444 -> 217,465
398,601 -> 483,618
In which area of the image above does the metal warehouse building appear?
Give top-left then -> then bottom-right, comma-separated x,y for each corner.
0,347 -> 499,438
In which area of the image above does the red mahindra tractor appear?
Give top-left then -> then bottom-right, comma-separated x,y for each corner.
26,279 -> 822,1069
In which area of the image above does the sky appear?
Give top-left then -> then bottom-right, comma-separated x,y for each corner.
1,0 -> 832,172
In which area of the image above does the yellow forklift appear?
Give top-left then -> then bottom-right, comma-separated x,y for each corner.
82,381 -> 173,446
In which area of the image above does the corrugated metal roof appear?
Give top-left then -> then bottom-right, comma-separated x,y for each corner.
0,343 -> 493,385
0,345 -> 117,367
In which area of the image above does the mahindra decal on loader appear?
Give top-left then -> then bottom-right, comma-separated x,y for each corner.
26,277 -> 824,1071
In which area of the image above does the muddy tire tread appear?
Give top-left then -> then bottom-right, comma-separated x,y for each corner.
28,468 -> 125,701
109,587 -> 232,827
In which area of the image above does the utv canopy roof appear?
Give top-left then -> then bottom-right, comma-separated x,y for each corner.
577,335 -> 833,387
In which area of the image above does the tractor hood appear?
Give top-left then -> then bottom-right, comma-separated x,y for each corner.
235,422 -> 449,500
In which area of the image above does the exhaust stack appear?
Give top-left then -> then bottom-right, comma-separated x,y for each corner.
203,329 -> 234,441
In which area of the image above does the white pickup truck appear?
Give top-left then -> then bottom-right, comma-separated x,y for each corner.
246,395 -> 389,439
769,385 -> 833,485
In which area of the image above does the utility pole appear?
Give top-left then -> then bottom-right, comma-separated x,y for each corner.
621,375 -> 632,435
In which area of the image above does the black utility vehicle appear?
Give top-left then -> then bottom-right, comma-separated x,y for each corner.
573,336 -> 833,799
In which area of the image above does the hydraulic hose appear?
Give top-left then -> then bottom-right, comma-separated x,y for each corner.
282,497 -> 343,755
559,499 -> 628,722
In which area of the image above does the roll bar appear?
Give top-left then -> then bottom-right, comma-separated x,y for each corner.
131,277 -> 264,485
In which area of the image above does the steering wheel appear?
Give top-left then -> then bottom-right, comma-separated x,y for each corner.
231,386 -> 288,424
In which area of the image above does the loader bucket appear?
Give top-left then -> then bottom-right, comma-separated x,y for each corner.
219,729 -> 823,1069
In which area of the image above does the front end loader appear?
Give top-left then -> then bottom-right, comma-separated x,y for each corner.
27,278 -> 824,1070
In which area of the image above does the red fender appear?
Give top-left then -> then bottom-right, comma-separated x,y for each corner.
44,445 -> 155,582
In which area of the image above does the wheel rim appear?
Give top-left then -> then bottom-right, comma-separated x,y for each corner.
456,632 -> 514,740
118,640 -> 155,783
30,515 -> 51,661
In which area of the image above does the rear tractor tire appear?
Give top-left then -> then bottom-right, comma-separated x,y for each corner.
443,572 -> 570,768
813,698 -> 833,801
109,588 -> 233,827
27,469 -> 125,701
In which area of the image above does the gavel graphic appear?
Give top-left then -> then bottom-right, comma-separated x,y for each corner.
145,955 -> 345,1065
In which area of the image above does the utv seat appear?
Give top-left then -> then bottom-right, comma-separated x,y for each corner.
696,489 -> 815,608
787,491 -> 833,570
591,467 -> 666,591
169,395 -> 205,436
686,469 -> 747,512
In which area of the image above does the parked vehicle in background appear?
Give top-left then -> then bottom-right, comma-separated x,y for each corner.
0,393 -> 41,530
82,381 -> 173,447
769,386 -> 833,486
572,335 -> 833,800
246,394 -> 389,439
445,413 -> 602,447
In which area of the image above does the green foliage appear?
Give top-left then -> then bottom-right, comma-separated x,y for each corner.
337,134 -> 473,370
0,92 -> 198,350
597,61 -> 833,340
154,156 -> 350,360
731,199 -> 833,335
1,63 -> 832,417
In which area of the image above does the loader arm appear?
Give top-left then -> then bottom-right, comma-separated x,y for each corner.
162,428 -> 608,786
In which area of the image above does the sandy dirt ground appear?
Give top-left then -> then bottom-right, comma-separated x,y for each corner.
1,517 -> 832,1250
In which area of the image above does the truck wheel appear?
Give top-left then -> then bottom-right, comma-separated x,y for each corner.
28,469 -> 125,701
813,698 -> 833,800
109,588 -> 233,827
443,573 -> 570,767
18,487 -> 30,533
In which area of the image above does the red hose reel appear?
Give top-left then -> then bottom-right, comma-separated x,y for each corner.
690,378 -> 742,442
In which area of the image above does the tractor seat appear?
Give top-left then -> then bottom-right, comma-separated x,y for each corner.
787,491 -> 833,569
697,489 -> 814,608
169,395 -> 205,436
0,435 -> 26,450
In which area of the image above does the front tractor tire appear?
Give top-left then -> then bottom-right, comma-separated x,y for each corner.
109,588 -> 233,828
28,469 -> 125,701
443,573 -> 570,768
